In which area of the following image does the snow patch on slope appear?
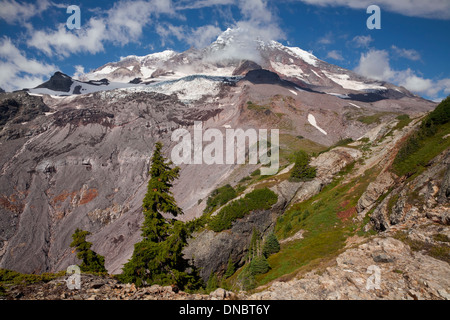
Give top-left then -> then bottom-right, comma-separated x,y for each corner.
327,92 -> 349,99
286,46 -> 318,67
348,102 -> 362,109
308,114 -> 327,135
323,71 -> 386,91
271,61 -> 304,79
117,75 -> 241,103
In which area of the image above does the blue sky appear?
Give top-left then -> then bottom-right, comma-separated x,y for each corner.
0,0 -> 449,101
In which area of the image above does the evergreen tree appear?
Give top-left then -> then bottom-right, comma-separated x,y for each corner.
70,228 -> 107,273
224,256 -> 236,278
206,272 -> 219,292
262,232 -> 280,258
120,142 -> 201,290
290,150 -> 316,181
249,256 -> 270,275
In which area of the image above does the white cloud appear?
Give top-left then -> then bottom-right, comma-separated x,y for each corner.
391,45 -> 421,61
351,35 -> 373,48
354,49 -> 394,81
326,50 -> 344,61
156,23 -> 222,49
24,0 -> 284,59
296,0 -> 450,19
0,0 -> 50,24
188,25 -> 223,48
27,0 -> 176,57
155,23 -> 186,47
107,0 -> 175,45
318,33 -> 333,45
158,0 -> 284,52
176,0 -> 235,10
72,65 -> 85,80
354,49 -> 450,99
238,0 -> 274,24
0,37 -> 57,91
28,18 -> 107,57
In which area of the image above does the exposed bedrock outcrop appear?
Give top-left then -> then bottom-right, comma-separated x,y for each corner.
370,150 -> 450,232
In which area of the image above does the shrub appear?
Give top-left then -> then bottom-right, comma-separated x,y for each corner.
290,150 -> 316,181
392,96 -> 450,177
208,188 -> 278,232
204,184 -> 237,214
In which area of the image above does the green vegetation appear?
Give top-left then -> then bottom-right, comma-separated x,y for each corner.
119,142 -> 201,290
206,272 -> 219,293
0,269 -> 65,287
433,234 -> 450,243
318,137 -> 357,156
386,194 -> 400,219
208,188 -> 278,232
233,229 -> 280,290
224,257 -> 236,278
249,256 -> 270,275
393,97 -> 450,177
70,229 -> 107,274
262,232 -> 280,258
392,114 -> 412,132
357,113 -> 385,125
203,184 -> 237,214
279,134 -> 326,165
394,231 -> 450,264
290,150 -> 317,181
247,101 -> 269,112
252,167 -> 379,286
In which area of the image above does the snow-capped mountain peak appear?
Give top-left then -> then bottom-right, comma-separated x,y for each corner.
28,27 -> 411,101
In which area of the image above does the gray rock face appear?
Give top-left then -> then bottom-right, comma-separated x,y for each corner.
370,150 -> 450,231
35,72 -> 74,92
183,208 -> 276,282
0,91 -> 224,274
357,171 -> 395,214
438,163 -> 450,204
0,91 -> 50,129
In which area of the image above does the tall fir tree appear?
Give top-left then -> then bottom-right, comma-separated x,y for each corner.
70,228 -> 107,273
120,142 -> 201,289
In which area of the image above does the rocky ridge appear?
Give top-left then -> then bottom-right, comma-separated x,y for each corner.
1,273 -> 238,300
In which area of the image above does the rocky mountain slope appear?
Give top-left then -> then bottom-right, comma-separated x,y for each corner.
0,29 -> 447,300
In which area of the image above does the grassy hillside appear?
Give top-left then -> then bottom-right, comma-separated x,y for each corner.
392,97 -> 450,177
